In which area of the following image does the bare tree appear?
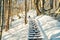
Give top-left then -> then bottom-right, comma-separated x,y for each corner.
25,0 -> 27,24
0,0 -> 4,39
4,0 -> 12,31
33,0 -> 41,16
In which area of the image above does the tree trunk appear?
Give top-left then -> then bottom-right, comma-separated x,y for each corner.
34,0 -> 41,16
0,0 -> 4,39
25,0 -> 27,24
5,0 -> 12,31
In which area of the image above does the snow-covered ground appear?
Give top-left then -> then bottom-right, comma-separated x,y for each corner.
27,9 -> 37,19
35,15 -> 60,40
9,18 -> 25,29
1,10 -> 60,40
12,15 -> 19,21
2,24 -> 29,40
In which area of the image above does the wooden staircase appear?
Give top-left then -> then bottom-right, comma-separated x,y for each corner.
28,19 -> 42,40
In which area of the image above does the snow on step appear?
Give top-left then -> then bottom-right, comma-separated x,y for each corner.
28,18 -> 43,40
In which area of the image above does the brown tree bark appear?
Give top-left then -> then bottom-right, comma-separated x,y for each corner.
5,0 -> 12,31
25,0 -> 27,24
33,0 -> 41,16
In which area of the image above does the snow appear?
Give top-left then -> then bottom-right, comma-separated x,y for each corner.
35,15 -> 55,26
2,24 -> 29,40
28,18 -> 44,39
19,13 -> 25,18
42,20 -> 59,30
2,15 -> 27,40
1,10 -> 60,40
35,15 -> 60,40
27,10 -> 37,20
12,15 -> 19,21
9,18 -> 25,29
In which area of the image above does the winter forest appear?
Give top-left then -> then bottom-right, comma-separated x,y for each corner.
0,0 -> 60,40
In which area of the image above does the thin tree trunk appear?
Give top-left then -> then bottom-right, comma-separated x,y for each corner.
1,0 -> 4,39
5,0 -> 12,31
42,0 -> 45,14
34,0 -> 41,16
25,0 -> 27,24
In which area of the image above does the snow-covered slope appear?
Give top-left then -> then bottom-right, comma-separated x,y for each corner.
1,10 -> 60,40
9,18 -> 25,29
35,15 -> 60,40
2,24 -> 29,40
